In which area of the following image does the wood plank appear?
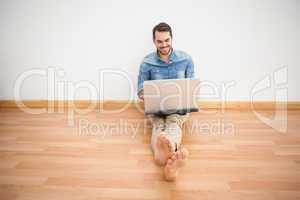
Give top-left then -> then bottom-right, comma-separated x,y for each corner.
0,107 -> 300,199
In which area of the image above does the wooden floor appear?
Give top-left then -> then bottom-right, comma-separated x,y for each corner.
0,107 -> 300,200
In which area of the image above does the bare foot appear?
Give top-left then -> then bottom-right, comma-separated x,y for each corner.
154,133 -> 175,166
164,148 -> 189,181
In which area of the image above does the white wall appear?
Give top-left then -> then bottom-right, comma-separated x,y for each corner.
0,0 -> 299,101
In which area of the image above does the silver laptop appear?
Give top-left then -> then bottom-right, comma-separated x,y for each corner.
143,78 -> 200,115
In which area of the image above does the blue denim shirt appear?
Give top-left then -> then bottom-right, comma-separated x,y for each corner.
137,49 -> 195,96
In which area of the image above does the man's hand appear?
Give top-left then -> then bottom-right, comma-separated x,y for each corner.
138,90 -> 144,101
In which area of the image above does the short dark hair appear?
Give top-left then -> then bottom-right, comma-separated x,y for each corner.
152,22 -> 173,40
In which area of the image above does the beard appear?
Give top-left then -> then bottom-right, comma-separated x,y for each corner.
158,46 -> 171,55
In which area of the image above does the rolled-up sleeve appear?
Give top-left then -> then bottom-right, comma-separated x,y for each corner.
137,63 -> 150,96
185,56 -> 195,78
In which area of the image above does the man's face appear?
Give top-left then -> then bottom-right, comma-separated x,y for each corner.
153,31 -> 172,56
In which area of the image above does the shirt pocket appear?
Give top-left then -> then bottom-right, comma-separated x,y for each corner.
175,65 -> 186,78
150,68 -> 163,80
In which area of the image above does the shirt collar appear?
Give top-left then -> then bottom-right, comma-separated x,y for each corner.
156,48 -> 176,63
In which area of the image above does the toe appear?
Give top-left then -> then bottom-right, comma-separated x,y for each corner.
171,156 -> 176,161
167,158 -> 173,166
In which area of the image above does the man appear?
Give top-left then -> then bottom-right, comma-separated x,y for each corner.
137,22 -> 195,181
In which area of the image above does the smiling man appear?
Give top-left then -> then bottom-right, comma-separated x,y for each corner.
137,22 -> 195,181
